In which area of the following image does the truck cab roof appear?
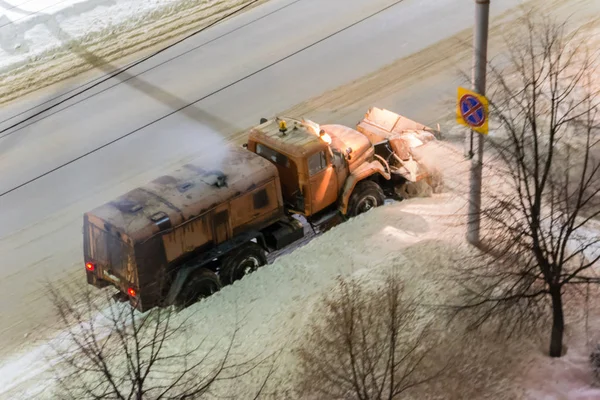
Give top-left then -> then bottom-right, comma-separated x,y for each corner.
248,118 -> 327,158
248,118 -> 372,158
85,146 -> 279,244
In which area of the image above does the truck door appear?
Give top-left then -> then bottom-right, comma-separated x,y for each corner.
212,204 -> 231,244
254,143 -> 301,211
307,149 -> 338,215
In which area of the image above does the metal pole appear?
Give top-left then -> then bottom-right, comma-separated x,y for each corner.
467,0 -> 489,245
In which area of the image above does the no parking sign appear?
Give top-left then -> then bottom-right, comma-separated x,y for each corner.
456,87 -> 489,135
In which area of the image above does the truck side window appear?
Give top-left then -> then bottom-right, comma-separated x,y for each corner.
253,188 -> 269,209
308,151 -> 327,176
256,143 -> 290,167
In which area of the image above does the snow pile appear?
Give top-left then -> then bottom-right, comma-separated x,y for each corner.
16,194 -> 469,399
162,196 -> 470,397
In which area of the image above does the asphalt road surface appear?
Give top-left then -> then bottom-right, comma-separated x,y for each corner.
0,0 -> 594,372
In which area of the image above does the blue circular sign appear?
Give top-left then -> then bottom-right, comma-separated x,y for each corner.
459,94 -> 485,128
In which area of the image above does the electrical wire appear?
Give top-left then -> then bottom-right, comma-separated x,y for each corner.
0,0 -> 264,136
0,0 -> 406,198
0,0 -> 303,136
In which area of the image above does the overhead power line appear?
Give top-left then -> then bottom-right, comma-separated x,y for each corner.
0,0 -> 303,131
0,0 -> 406,198
0,0 -> 264,137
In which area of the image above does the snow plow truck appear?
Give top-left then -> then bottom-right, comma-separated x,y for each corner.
83,107 -> 442,311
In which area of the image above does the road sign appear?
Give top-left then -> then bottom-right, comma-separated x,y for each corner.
456,86 -> 488,135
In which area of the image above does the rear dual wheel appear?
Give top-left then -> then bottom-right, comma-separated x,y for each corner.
220,242 -> 267,285
178,242 -> 267,307
178,268 -> 222,308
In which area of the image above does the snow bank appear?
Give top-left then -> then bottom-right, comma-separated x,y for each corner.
2,138 -> 598,399
0,0 -> 247,70
13,194 -> 468,400
164,196 -> 468,397
0,300 -> 126,398
0,0 -> 263,103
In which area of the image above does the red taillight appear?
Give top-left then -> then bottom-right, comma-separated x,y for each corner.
85,262 -> 95,271
127,287 -> 137,297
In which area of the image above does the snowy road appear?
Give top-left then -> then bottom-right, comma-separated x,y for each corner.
0,0 -> 532,359
0,0 -> 596,384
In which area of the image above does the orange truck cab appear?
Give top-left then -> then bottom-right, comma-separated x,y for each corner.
246,117 -> 393,221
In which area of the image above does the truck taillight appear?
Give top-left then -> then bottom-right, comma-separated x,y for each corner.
85,262 -> 95,271
127,287 -> 137,297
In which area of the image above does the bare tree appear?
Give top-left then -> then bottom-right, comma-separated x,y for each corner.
457,13 -> 600,357
293,273 -> 447,400
47,285 -> 276,399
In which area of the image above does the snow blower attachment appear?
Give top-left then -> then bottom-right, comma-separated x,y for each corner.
356,107 -> 443,198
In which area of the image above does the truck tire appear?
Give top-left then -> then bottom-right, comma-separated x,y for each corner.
220,242 -> 267,285
179,268 -> 222,307
347,180 -> 385,217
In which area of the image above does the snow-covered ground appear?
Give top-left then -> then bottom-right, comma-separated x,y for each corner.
0,0 -> 255,70
0,193 -> 485,399
0,0 -> 598,397
0,0 -> 262,102
1,139 -> 598,399
5,195 -> 600,400
0,0 -> 185,70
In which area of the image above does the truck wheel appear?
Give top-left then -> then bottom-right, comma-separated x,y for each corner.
179,268 -> 222,307
347,180 -> 385,217
220,242 -> 267,285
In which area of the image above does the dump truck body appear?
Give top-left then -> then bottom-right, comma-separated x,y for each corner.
84,146 -> 285,310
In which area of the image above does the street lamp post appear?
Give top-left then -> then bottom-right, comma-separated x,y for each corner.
466,0 -> 490,245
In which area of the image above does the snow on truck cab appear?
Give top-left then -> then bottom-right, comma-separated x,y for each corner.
83,107 -> 442,311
